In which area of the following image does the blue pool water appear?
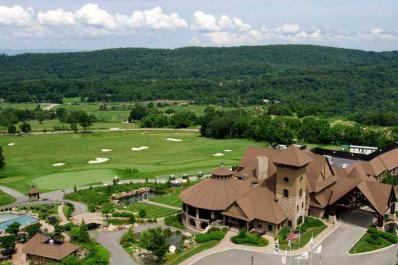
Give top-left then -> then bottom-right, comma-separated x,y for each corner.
0,213 -> 38,231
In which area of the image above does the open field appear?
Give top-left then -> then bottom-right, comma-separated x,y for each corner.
122,202 -> 179,218
0,191 -> 16,206
149,188 -> 182,208
0,131 -> 264,193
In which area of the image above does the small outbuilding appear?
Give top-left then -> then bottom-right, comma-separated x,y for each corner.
28,185 -> 40,200
23,233 -> 80,264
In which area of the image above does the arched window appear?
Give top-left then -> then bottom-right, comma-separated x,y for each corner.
299,188 -> 303,197
284,177 -> 289,183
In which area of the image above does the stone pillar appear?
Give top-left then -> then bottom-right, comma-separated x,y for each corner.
246,221 -> 249,231
223,215 -> 226,226
196,208 -> 200,229
377,215 -> 384,228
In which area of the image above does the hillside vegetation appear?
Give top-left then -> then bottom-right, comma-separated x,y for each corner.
1,45 -> 398,115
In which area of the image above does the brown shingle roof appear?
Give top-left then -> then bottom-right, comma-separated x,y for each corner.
273,145 -> 313,167
378,148 -> 398,170
305,154 -> 337,192
212,166 -> 233,177
23,234 -> 79,261
180,177 -> 251,211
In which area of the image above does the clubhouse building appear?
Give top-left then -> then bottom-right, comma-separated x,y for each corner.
181,145 -> 397,235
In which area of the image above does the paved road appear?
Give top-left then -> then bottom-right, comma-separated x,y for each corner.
192,223 -> 397,265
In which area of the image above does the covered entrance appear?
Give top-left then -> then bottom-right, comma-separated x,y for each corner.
328,180 -> 396,227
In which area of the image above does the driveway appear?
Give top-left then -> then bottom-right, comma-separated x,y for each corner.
91,229 -> 137,265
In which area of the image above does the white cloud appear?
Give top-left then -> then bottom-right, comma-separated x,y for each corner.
206,30 -> 263,45
0,5 -> 34,26
128,7 -> 187,30
275,24 -> 300,34
37,8 -> 77,26
191,11 -> 251,33
75,3 -> 117,30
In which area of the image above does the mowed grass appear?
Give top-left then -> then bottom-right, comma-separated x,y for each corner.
124,202 -> 178,218
0,131 -> 264,193
0,191 -> 16,206
150,188 -> 182,208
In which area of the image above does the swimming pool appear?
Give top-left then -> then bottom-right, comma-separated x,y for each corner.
0,213 -> 39,231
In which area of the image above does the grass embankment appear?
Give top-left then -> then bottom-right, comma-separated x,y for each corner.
149,188 -> 182,208
278,217 -> 327,250
0,131 -> 262,193
0,191 -> 16,206
165,240 -> 219,265
124,202 -> 179,219
349,227 -> 398,254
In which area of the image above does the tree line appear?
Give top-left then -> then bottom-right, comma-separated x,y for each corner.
0,105 -> 96,133
199,107 -> 398,147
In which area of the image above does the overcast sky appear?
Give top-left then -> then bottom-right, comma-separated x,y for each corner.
0,0 -> 397,51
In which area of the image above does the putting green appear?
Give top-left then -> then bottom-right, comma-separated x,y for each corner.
33,169 -> 117,190
0,131 -> 264,193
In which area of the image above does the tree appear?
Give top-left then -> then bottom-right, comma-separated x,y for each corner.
70,123 -> 78,133
5,222 -> 20,235
79,112 -> 96,131
24,223 -> 41,238
53,225 -> 64,242
56,107 -> 68,122
139,227 -> 168,262
128,104 -> 148,122
35,110 -> 46,124
128,214 -> 136,224
0,146 -> 4,170
101,203 -> 114,222
7,124 -> 16,134
19,122 -> 31,134
71,222 -> 90,243
0,235 -> 17,255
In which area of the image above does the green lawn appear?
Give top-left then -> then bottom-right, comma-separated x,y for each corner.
349,232 -> 393,254
150,188 -> 182,208
165,240 -> 219,265
0,131 -> 263,193
0,191 -> 16,206
124,202 -> 179,219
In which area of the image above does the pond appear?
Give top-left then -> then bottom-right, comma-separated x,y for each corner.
0,213 -> 39,232
119,191 -> 158,205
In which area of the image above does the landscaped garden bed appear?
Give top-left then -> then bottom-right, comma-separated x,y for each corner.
349,226 -> 398,254
277,217 -> 327,250
121,227 -> 227,265
231,229 -> 268,247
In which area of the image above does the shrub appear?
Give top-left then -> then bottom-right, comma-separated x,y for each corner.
231,231 -> 268,246
195,228 -> 227,243
379,231 -> 398,244
164,215 -> 184,229
120,229 -> 136,247
139,209 -> 147,218
278,227 -> 292,242
298,217 -> 324,234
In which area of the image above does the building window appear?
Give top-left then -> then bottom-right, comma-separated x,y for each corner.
299,188 -> 303,197
288,220 -> 292,227
284,177 -> 289,183
297,205 -> 299,211
283,189 -> 289,197
302,202 -> 304,208
268,224 -> 272,231
300,176 -> 303,182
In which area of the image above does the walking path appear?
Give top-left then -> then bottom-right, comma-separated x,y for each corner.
0,185 -> 25,202
58,204 -> 69,225
141,199 -> 181,210
42,103 -> 59,111
12,243 -> 28,265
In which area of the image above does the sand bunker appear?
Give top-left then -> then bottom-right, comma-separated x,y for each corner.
101,149 -> 112,152
223,149 -> 232,152
131,146 -> 149,151
213,153 -> 225,157
166,138 -> 182,142
109,128 -> 120,131
8,143 -> 15,146
52,163 -> 65,167
88,158 -> 109,164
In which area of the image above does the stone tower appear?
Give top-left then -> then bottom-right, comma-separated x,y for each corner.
273,145 -> 312,229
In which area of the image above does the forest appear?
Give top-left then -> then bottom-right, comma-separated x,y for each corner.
1,45 -> 398,115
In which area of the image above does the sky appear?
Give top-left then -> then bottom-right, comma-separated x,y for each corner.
0,0 -> 397,51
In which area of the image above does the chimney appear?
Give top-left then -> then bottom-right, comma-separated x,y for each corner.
256,156 -> 268,180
